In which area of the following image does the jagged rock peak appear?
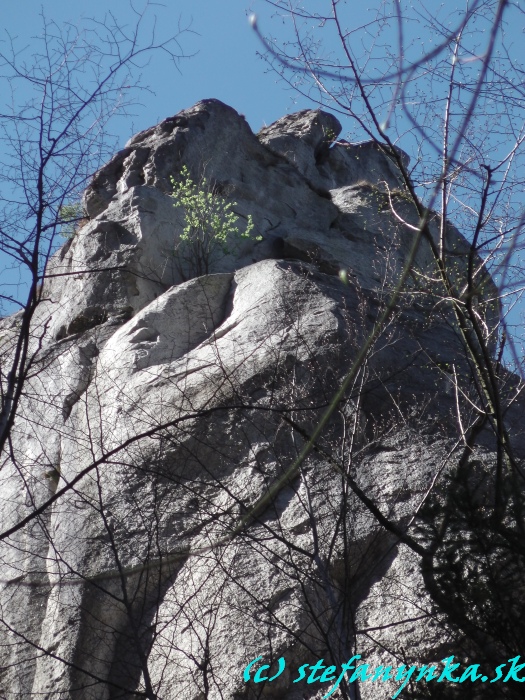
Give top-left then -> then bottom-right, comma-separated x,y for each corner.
0,99 -> 515,700
31,98 -> 496,349
82,99 -> 409,220
258,107 -> 342,143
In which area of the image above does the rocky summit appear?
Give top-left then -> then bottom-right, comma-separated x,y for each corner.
0,99 -> 520,699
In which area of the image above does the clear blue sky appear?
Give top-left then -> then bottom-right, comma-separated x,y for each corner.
0,0 -> 361,143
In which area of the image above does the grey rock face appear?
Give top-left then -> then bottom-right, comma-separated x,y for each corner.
0,99 -> 513,699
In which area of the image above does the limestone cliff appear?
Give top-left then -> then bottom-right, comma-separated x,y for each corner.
0,99 -> 519,700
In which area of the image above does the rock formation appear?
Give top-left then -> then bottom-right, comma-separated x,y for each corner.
0,99 -> 520,699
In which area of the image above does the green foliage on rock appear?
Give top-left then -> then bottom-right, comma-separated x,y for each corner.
59,201 -> 85,239
170,165 -> 260,280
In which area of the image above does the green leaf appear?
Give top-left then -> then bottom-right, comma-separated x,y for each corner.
170,166 -> 261,280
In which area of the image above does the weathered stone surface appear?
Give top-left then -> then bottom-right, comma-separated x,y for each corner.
33,99 -> 497,347
258,108 -> 342,190
0,99 -> 517,699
